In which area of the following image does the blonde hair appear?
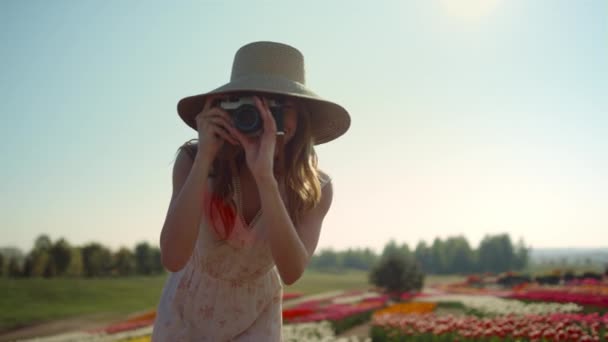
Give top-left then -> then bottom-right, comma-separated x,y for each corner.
174,99 -> 322,226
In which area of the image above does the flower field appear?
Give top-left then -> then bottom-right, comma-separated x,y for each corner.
370,273 -> 608,341
508,283 -> 608,308
15,273 -> 608,341
371,312 -> 608,341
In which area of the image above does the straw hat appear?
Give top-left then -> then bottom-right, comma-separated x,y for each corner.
177,41 -> 351,145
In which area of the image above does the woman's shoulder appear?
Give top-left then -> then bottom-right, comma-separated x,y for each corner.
317,169 -> 332,188
177,139 -> 198,160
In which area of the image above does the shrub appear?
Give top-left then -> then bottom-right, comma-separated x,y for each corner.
369,253 -> 424,299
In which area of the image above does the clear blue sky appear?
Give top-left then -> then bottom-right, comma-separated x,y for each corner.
1,0 -> 607,254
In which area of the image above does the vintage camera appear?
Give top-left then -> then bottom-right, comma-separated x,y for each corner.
219,96 -> 285,135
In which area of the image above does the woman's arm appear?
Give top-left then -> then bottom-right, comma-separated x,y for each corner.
159,149 -> 212,272
255,174 -> 333,285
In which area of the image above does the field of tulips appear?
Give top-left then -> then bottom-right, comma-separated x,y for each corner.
372,302 -> 437,317
17,277 -> 608,341
509,283 -> 608,308
369,277 -> 608,341
371,311 -> 608,341
282,290 -> 388,334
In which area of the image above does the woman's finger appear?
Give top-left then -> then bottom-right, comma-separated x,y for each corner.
209,112 -> 254,149
257,98 -> 277,151
210,125 -> 238,146
231,125 -> 256,150
254,97 -> 277,135
207,115 -> 233,129
207,117 -> 239,145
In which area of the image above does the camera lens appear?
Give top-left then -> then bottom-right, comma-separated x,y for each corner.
233,105 -> 261,133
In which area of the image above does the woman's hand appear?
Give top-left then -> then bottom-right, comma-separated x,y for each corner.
230,96 -> 278,182
194,96 -> 240,164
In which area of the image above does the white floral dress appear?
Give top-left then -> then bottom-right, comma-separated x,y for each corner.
152,173 -> 330,341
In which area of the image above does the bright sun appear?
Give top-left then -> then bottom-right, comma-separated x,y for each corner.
440,0 -> 502,20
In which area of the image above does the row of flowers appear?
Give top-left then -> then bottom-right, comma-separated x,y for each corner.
282,320 -> 370,342
371,310 -> 608,341
517,282 -> 608,295
509,283 -> 608,308
432,281 -> 515,297
282,290 -> 388,335
372,302 -> 437,317
24,320 -> 370,342
416,294 -> 583,316
510,290 -> 608,309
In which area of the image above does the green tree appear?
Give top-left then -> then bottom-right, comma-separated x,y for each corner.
81,243 -> 113,277
381,240 -> 411,261
414,241 -> 433,273
114,247 -> 136,276
513,237 -> 529,270
0,253 -> 4,276
50,238 -> 72,276
369,253 -> 424,297
135,242 -> 154,275
431,238 -> 448,274
8,257 -> 22,277
150,247 -> 163,274
311,249 -> 340,270
444,236 -> 475,274
34,235 -> 53,252
477,234 -> 516,273
26,250 -> 52,277
65,248 -> 84,277
342,248 -> 376,270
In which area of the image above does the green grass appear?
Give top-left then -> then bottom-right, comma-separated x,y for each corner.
285,269 -> 372,295
0,276 -> 167,332
425,275 -> 466,286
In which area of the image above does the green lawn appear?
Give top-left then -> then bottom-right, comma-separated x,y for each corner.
285,269 -> 371,295
0,276 -> 167,332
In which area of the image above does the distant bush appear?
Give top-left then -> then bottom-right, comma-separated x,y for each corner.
369,253 -> 424,298
563,270 -> 575,282
578,271 -> 602,281
497,274 -> 532,288
535,274 -> 560,285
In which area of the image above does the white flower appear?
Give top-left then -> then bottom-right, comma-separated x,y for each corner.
416,294 -> 582,316
282,321 -> 370,342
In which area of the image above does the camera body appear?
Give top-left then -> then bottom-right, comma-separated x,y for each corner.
219,96 -> 285,135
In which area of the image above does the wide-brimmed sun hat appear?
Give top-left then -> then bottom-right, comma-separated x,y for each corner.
177,41 -> 351,145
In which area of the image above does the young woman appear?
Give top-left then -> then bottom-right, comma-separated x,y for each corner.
152,41 -> 351,341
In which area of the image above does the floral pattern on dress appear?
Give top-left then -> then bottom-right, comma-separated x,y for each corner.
152,173 -> 331,341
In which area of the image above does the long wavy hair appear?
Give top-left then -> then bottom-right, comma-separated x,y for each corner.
174,98 -> 323,227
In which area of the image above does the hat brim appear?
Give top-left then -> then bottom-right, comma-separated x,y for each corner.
177,76 -> 350,145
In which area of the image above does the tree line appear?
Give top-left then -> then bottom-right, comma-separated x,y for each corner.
0,233 -> 529,278
0,235 -> 164,278
309,233 -> 529,274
